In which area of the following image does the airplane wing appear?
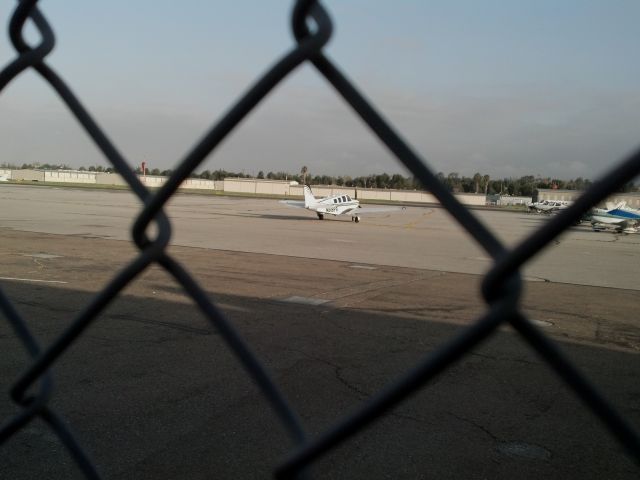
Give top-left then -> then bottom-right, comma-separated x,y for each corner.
354,205 -> 407,216
279,200 -> 306,209
592,216 -> 627,225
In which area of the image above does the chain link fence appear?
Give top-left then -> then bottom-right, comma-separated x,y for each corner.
1,1 -> 639,478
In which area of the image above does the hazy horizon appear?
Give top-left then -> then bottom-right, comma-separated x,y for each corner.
0,161 -> 605,183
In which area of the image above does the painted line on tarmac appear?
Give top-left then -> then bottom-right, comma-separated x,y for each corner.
280,296 -> 330,306
530,319 -> 554,327
22,253 -> 63,259
0,276 -> 68,284
217,303 -> 252,313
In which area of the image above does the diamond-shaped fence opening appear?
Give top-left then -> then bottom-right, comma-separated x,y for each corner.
1,1 -> 639,478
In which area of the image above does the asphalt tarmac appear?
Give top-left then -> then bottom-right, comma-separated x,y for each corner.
0,184 -> 638,479
1,184 -> 640,289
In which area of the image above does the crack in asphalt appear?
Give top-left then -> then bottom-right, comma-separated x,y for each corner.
280,346 -> 369,399
446,411 -> 502,442
108,313 -> 213,335
469,351 -> 540,366
279,347 -> 447,428
523,275 -> 552,282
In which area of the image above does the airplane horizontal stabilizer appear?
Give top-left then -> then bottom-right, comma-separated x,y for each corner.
280,200 -> 306,209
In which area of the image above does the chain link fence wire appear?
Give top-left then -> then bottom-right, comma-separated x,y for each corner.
1,1 -> 639,478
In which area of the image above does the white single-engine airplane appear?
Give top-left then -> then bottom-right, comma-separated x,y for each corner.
527,199 -> 572,214
281,185 -> 403,223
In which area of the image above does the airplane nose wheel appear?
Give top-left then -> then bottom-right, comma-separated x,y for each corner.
354,216 -> 360,223
317,212 -> 324,220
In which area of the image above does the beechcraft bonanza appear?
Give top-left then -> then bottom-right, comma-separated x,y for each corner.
589,201 -> 640,233
281,185 -> 403,223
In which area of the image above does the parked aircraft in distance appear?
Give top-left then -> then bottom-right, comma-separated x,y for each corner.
527,199 -> 572,214
590,201 -> 640,233
280,185 -> 404,223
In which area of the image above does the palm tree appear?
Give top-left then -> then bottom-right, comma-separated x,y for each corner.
483,174 -> 491,194
300,165 -> 308,185
473,173 -> 482,193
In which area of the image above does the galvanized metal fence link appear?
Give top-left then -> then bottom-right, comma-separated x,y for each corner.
0,1 -> 638,478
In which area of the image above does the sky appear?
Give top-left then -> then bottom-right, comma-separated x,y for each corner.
0,0 -> 639,180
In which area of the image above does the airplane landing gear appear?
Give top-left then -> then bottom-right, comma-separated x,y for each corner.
317,212 -> 324,220
354,216 -> 360,223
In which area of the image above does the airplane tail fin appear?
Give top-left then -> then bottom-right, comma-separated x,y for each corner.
607,201 -> 626,212
303,185 -> 316,208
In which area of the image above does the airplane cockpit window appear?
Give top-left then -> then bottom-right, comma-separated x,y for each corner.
333,198 -> 337,203
346,196 -> 351,201
341,196 -> 347,202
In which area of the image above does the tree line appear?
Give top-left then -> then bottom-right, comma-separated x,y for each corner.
3,162 -> 637,195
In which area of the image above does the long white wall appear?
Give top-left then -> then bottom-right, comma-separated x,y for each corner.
181,178 -> 217,190
7,169 -> 640,208
11,169 -> 45,181
45,170 -> 95,183
224,178 -> 292,195
96,172 -> 128,186
5,169 -> 489,206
